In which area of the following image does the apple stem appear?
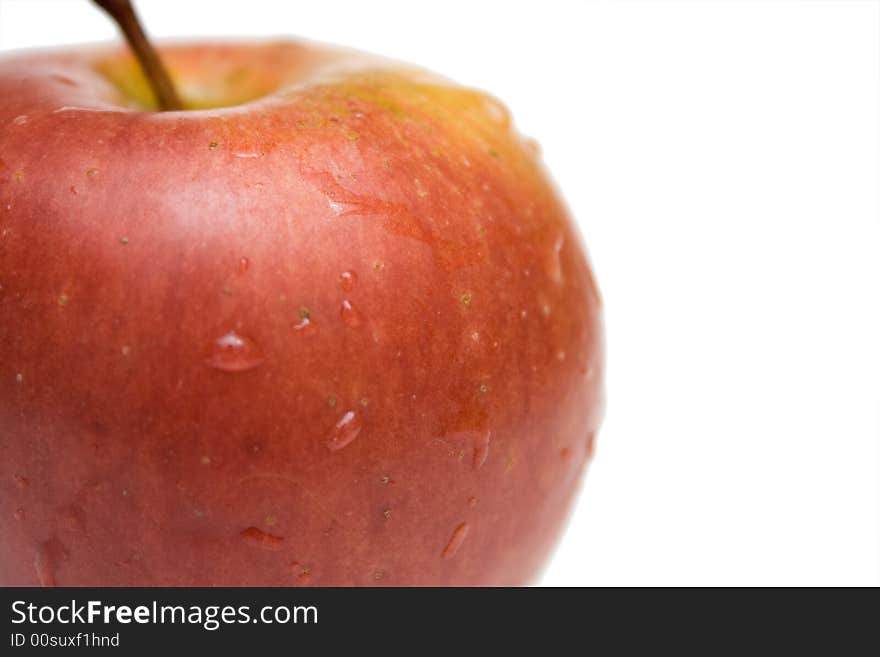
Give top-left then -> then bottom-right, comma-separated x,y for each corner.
92,0 -> 183,111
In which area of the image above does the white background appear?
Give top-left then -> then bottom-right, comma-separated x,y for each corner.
1,0 -> 878,586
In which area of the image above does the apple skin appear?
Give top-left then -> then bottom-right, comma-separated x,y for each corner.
0,41 -> 603,586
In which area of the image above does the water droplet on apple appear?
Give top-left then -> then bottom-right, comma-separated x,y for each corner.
547,234 -> 565,284
340,299 -> 363,328
472,431 -> 491,469
586,431 -> 596,462
54,105 -> 125,116
292,316 -> 316,336
204,331 -> 264,372
14,507 -> 25,521
50,74 -> 78,87
34,549 -> 55,586
13,474 -> 28,489
240,526 -> 285,551
442,522 -> 469,559
12,115 -> 28,126
338,270 -> 357,291
524,136 -> 542,157
239,257 -> 249,273
293,307 -> 316,336
33,538 -> 66,587
325,410 -> 362,452
482,96 -> 511,129
468,496 -> 478,508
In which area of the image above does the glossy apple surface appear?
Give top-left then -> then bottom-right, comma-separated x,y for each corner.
0,41 -> 603,586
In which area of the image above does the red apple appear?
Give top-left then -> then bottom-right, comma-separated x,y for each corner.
0,39 -> 603,586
